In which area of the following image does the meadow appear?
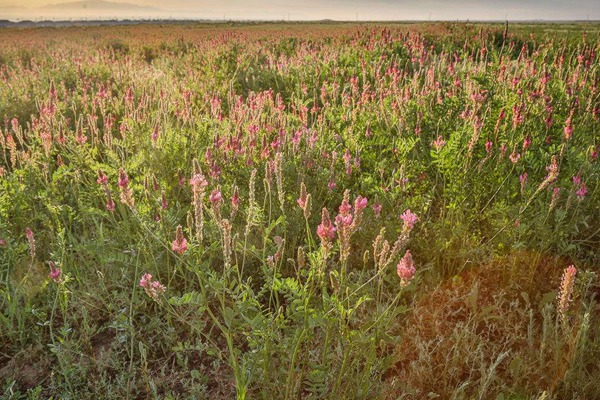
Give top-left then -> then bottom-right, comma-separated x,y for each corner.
1,21 -> 600,399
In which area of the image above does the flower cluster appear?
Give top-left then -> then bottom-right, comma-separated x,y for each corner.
171,225 -> 188,255
139,273 -> 166,300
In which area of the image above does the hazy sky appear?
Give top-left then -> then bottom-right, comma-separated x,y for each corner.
1,0 -> 598,21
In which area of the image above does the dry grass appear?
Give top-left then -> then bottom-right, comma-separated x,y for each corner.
385,251 -> 588,399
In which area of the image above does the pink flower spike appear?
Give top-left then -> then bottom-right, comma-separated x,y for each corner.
139,273 -> 166,300
372,202 -> 382,217
400,210 -> 418,231
49,261 -> 61,283
397,250 -> 416,287
209,189 -> 222,205
231,188 -> 240,207
354,195 -> 368,211
139,273 -> 153,288
576,183 -> 587,201
96,170 -> 108,186
171,225 -> 188,255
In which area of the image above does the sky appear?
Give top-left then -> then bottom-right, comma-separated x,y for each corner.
0,0 -> 598,21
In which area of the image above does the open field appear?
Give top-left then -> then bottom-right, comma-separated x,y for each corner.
1,22 -> 600,399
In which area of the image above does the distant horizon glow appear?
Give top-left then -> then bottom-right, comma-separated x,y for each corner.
0,0 -> 598,21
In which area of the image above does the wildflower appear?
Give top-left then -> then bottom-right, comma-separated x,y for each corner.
118,168 -> 134,207
171,225 -> 188,255
327,178 -> 337,191
564,117 -> 573,140
26,228 -> 35,258
76,128 -> 87,145
520,172 -> 528,192
509,145 -> 521,164
151,126 -> 159,145
190,173 -> 208,189
161,192 -> 168,210
297,182 -> 312,219
96,170 -> 108,186
485,140 -> 493,154
49,261 -> 61,283
190,167 -> 208,242
545,156 -> 559,182
139,273 -> 166,300
209,189 -> 222,205
557,265 -> 577,326
576,183 -> 587,201
432,135 -> 446,151
106,196 -> 116,212
354,195 -> 368,211
297,182 -> 308,210
317,208 -> 336,242
522,135 -> 531,151
400,209 -> 418,232
231,187 -> 240,208
372,202 -> 382,218
397,250 -> 416,287
118,168 -> 129,189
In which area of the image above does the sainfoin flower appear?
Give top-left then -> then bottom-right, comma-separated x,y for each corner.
317,208 -> 336,242
26,227 -> 35,258
397,250 -> 416,287
139,273 -> 166,300
209,189 -> 222,204
400,209 -> 418,232
49,261 -> 61,283
576,183 -> 587,201
171,225 -> 188,254
557,265 -> 577,326
432,135 -> 446,151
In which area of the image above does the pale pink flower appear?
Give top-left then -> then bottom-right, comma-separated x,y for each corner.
26,228 -> 35,258
400,210 -> 418,231
509,145 -> 521,164
557,265 -> 577,325
171,225 -> 188,255
372,202 -> 382,217
96,170 -> 108,186
485,140 -> 493,154
397,250 -> 416,287
564,117 -> 573,140
189,173 -> 208,189
139,273 -> 166,300
432,135 -> 446,151
209,189 -> 222,205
